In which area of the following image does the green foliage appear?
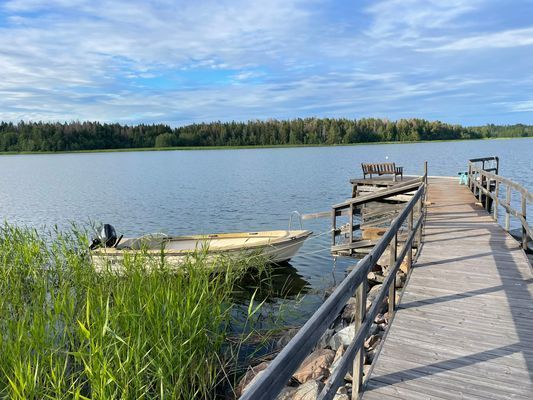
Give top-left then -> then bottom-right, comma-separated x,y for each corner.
0,119 -> 531,152
0,224 -> 260,399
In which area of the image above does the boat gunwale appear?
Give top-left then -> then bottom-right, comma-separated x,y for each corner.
91,230 -> 313,257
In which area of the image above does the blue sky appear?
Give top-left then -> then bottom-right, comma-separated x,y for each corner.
1,0 -> 532,126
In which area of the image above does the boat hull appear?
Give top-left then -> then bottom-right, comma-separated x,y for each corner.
91,230 -> 312,272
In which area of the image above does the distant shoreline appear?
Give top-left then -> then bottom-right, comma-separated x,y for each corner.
0,135 -> 531,156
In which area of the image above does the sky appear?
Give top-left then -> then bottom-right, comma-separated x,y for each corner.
1,0 -> 533,126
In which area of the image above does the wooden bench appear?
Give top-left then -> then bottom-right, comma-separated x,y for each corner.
362,163 -> 403,180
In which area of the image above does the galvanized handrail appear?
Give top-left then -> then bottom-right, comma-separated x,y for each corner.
468,161 -> 531,250
240,170 -> 427,400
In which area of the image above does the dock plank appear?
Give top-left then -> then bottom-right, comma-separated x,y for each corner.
362,177 -> 533,399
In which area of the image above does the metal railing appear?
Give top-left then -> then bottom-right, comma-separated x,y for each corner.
240,169 -> 427,400
468,157 -> 531,250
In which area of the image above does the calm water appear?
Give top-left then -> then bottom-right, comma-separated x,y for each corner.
1,138 -> 532,327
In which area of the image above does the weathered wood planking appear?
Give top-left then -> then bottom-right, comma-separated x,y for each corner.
362,177 -> 533,400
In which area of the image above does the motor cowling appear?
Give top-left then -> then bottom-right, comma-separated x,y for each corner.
90,224 -> 118,249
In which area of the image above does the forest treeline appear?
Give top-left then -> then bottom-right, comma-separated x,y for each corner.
0,118 -> 531,152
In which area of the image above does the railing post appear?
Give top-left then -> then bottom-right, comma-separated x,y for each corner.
388,233 -> 397,314
349,204 -> 354,254
484,177 -> 490,211
505,186 -> 511,231
424,161 -> 428,203
417,190 -> 423,247
493,180 -> 499,221
352,280 -> 367,398
478,173 -> 483,203
522,193 -> 528,250
467,163 -> 472,190
407,208 -> 414,270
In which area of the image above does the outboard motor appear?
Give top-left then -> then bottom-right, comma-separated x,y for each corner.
89,224 -> 120,250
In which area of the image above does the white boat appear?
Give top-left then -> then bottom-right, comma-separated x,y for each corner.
90,227 -> 312,271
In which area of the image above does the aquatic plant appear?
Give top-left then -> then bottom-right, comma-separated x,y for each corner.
0,223 -> 265,399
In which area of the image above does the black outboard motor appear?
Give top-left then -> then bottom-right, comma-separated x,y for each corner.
89,224 -> 120,250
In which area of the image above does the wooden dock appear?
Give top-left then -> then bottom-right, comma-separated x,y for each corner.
363,177 -> 533,399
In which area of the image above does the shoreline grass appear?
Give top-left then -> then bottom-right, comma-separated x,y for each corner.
0,223 -> 270,399
0,136 -> 531,156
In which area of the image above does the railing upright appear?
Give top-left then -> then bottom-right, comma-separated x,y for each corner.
388,233 -> 398,314
493,180 -> 499,221
522,193 -> 528,250
467,157 -> 531,252
505,186 -> 511,231
352,280 -> 366,399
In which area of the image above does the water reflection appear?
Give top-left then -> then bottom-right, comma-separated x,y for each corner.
232,262 -> 310,303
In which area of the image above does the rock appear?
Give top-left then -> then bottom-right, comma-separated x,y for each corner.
364,334 -> 381,351
344,371 -> 352,382
276,386 -> 297,400
293,349 -> 335,383
374,313 -> 385,324
366,284 -> 387,313
316,328 -> 335,349
332,316 -> 347,332
399,259 -> 410,274
236,361 -> 270,397
333,394 -> 349,400
341,297 -> 358,321
383,312 -> 391,324
329,325 -> 355,351
290,380 -> 324,400
363,364 -> 372,376
367,271 -> 384,284
366,284 -> 382,304
365,348 -> 376,364
329,345 -> 345,375
333,344 -> 345,363
395,274 -> 403,288
336,386 -> 348,395
369,323 -> 379,336
276,328 -> 299,350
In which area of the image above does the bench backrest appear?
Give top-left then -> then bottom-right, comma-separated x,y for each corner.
362,162 -> 396,175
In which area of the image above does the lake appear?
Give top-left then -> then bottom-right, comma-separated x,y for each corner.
1,137 -> 532,329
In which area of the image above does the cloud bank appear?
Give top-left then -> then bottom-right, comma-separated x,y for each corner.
1,0 -> 532,125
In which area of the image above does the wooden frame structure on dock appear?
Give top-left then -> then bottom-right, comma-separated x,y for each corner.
468,156 -> 532,250
240,168 -> 428,400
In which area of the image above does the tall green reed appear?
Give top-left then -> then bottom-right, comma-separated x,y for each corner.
0,223 -> 263,399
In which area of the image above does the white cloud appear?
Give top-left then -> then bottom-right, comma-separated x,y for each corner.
507,100 -> 533,112
363,0 -> 480,45
0,0 -> 532,125
429,27 -> 533,51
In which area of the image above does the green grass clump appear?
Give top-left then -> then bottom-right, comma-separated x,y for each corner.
0,223 -> 258,399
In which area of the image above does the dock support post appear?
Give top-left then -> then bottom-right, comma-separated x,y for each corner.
493,180 -> 499,221
505,186 -> 511,231
388,233 -> 397,314
522,194 -> 528,250
332,210 -> 336,246
352,281 -> 366,399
